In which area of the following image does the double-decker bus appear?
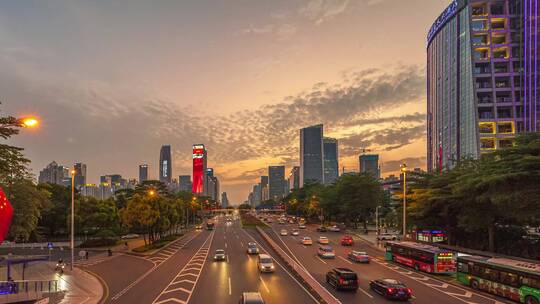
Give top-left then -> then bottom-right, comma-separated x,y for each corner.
384,241 -> 456,274
457,255 -> 540,304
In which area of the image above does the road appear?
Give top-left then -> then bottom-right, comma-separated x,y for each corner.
263,217 -> 513,304
80,215 -> 315,304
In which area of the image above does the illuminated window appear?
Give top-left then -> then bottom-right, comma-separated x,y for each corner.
473,34 -> 489,45
491,19 -> 506,30
472,4 -> 487,16
498,138 -> 515,148
474,48 -> 490,60
479,122 -> 495,134
497,122 -> 514,134
493,47 -> 508,59
491,33 -> 506,45
481,138 -> 496,149
472,19 -> 489,31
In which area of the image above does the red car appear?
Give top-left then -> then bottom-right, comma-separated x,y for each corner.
341,235 -> 354,246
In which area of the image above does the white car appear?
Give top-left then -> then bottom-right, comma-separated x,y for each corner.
377,233 -> 398,241
291,229 -> 299,236
329,225 -> 341,232
258,254 -> 275,273
280,229 -> 288,236
301,237 -> 313,245
317,246 -> 336,259
318,236 -> 330,244
121,233 -> 140,239
298,224 -> 307,229
214,249 -> 226,261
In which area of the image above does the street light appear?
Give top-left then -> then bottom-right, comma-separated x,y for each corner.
375,206 -> 382,238
20,117 -> 40,128
148,189 -> 156,197
70,169 -> 76,271
400,163 -> 408,240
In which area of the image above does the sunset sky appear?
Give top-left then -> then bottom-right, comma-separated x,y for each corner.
3,0 -> 450,203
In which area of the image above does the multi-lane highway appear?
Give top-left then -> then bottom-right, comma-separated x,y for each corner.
82,214 -> 315,304
262,216 -> 513,304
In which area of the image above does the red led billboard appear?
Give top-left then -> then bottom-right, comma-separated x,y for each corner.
192,145 -> 205,194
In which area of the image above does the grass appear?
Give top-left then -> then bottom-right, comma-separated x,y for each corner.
132,234 -> 183,253
240,213 -> 266,228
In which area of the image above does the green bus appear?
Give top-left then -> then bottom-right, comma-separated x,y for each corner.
457,255 -> 540,304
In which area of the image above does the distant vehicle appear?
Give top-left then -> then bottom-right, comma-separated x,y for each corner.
121,233 -> 140,239
326,268 -> 359,291
341,235 -> 354,246
348,251 -> 370,263
377,233 -> 398,241
317,245 -> 336,259
329,225 -> 341,232
258,254 -> 275,273
318,236 -> 329,244
298,224 -> 307,229
214,249 -> 226,261
195,225 -> 203,230
278,220 -> 285,225
239,292 -> 265,304
301,237 -> 313,245
288,219 -> 295,224
247,242 -> 259,255
370,278 -> 412,301
280,229 -> 288,236
456,255 -> 540,304
316,226 -> 327,232
385,241 -> 456,274
291,229 -> 299,236
206,222 -> 215,230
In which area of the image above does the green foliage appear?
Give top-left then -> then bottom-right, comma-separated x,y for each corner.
6,179 -> 49,241
238,203 -> 252,210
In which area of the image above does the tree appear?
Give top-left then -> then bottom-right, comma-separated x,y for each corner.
6,179 -> 48,241
121,194 -> 159,245
38,183 -> 71,237
238,203 -> 252,210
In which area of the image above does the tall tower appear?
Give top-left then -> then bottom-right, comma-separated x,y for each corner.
74,163 -> 87,190
323,137 -> 339,184
159,145 -> 172,184
300,124 -> 324,186
139,164 -> 148,184
192,144 -> 207,194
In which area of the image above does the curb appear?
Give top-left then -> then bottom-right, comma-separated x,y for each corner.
126,231 -> 191,257
77,267 -> 109,304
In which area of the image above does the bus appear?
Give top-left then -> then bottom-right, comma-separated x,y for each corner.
206,221 -> 215,230
457,255 -> 540,304
384,241 -> 456,274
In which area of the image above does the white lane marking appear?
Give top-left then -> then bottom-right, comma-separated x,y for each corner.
338,256 -> 353,265
228,277 -> 232,296
225,242 -> 228,248
259,276 -> 271,294
111,232 -> 200,301
316,256 -> 328,264
358,287 -> 374,299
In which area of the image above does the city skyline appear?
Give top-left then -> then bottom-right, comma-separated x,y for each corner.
4,0 -> 450,203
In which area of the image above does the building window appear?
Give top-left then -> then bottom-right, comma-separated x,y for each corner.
478,92 -> 493,103
495,77 -> 510,88
479,107 -> 495,119
496,92 -> 512,103
494,62 -> 508,73
472,4 -> 488,16
481,138 -> 496,149
475,63 -> 491,74
474,48 -> 490,60
491,19 -> 506,30
493,47 -> 508,59
497,122 -> 514,133
491,33 -> 506,45
479,122 -> 496,134
497,107 -> 513,119
472,19 -> 489,31
498,138 -> 515,148
473,34 -> 489,46
490,3 -> 505,15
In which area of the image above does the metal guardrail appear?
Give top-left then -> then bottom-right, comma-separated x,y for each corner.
0,280 -> 59,296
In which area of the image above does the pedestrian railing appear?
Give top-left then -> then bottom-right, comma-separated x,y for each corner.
0,280 -> 59,295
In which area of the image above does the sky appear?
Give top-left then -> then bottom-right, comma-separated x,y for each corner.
2,0 -> 450,204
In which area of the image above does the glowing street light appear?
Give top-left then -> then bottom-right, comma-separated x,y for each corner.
400,163 -> 408,240
20,117 -> 39,128
148,190 -> 156,197
70,169 -> 76,271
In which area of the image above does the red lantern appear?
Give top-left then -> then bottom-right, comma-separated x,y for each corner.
0,188 -> 13,243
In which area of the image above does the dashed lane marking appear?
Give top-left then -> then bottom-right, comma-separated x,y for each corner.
152,232 -> 214,304
338,256 -> 353,265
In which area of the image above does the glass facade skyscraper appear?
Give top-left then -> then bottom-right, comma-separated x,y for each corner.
323,137 -> 339,184
427,0 -> 539,171
159,145 -> 172,184
268,166 -> 285,201
139,164 -> 148,184
300,124 -> 324,186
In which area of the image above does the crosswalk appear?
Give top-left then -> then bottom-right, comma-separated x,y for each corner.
146,233 -> 200,266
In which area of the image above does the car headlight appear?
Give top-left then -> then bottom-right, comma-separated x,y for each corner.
271,265 -> 275,269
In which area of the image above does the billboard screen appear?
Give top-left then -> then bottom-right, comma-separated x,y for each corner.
192,145 -> 205,193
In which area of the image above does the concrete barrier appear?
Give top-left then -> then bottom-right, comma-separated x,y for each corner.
256,227 -> 341,304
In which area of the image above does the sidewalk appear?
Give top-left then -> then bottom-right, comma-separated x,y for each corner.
0,261 -> 104,304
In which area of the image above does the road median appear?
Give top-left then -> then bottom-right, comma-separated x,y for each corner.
255,227 -> 341,304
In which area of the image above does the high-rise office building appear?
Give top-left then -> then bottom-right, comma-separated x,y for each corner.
288,166 -> 300,191
139,164 -> 148,184
74,163 -> 87,190
300,124 -> 324,186
359,154 -> 380,179
221,192 -> 229,209
252,184 -> 261,206
192,144 -> 207,194
38,161 -> 70,186
260,176 -> 269,201
323,137 -> 339,184
268,166 -> 285,201
159,145 -> 172,184
179,175 -> 192,192
427,0 -> 539,171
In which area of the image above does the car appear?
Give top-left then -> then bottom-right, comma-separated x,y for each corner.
348,250 -> 370,263
195,225 -> 203,230
298,224 -> 307,229
214,249 -> 226,261
316,226 -> 328,232
247,242 -> 259,254
121,233 -> 140,239
257,254 -> 275,273
329,225 -> 341,232
377,233 -> 398,241
278,220 -> 285,225
291,229 -> 300,236
317,245 -> 336,259
289,220 -> 295,224
318,236 -> 329,244
239,292 -> 265,304
280,229 -> 288,236
326,268 -> 359,291
370,279 -> 412,301
301,237 -> 313,245
341,235 -> 354,246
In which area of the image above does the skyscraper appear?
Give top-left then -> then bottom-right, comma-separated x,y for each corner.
300,124 -> 324,186
159,145 -> 172,184
288,166 -> 300,191
179,175 -> 192,192
221,192 -> 229,209
192,144 -> 207,194
260,176 -> 269,201
359,154 -> 380,179
427,0 -> 539,171
74,163 -> 87,190
38,161 -> 70,186
268,166 -> 285,201
323,137 -> 339,184
139,164 -> 148,184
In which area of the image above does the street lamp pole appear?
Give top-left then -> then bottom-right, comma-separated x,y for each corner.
70,169 -> 76,271
400,163 -> 407,240
376,206 -> 382,237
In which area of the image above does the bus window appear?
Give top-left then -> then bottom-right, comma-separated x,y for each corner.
472,265 -> 482,276
457,262 -> 469,273
522,276 -> 540,289
500,272 -> 519,287
482,268 -> 499,282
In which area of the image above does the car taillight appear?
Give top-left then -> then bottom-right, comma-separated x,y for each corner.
339,278 -> 345,285
406,288 -> 412,294
388,288 -> 395,294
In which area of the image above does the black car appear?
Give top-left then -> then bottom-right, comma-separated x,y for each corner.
316,226 -> 327,232
370,278 -> 412,301
326,268 -> 359,291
